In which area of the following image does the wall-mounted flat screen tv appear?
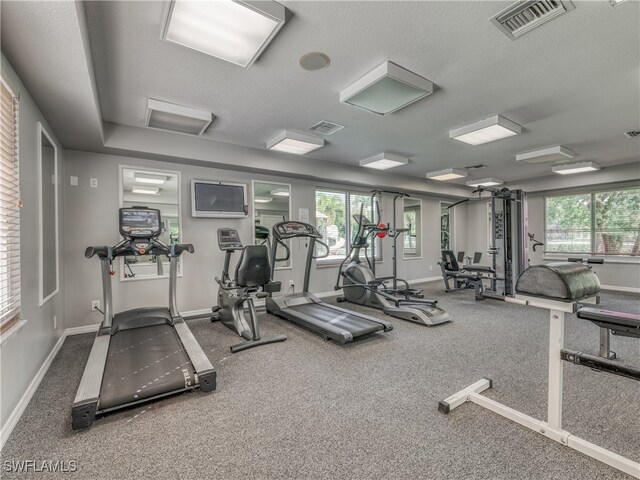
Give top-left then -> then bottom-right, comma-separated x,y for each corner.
191,180 -> 247,218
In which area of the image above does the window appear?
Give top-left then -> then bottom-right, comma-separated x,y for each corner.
0,79 -> 21,334
315,189 -> 382,262
545,187 -> 640,256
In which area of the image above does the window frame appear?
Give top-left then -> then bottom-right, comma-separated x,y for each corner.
315,188 -> 383,266
543,186 -> 640,259
0,77 -> 21,335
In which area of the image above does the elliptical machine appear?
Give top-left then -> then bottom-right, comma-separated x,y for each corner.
335,207 -> 450,326
211,228 -> 287,353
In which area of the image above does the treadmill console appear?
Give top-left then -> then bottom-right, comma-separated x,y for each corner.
273,221 -> 321,239
119,208 -> 161,239
217,228 -> 243,250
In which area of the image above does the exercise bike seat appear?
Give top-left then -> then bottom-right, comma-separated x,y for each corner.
235,245 -> 271,288
577,307 -> 640,338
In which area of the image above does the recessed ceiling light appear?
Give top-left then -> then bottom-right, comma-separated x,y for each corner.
134,174 -> 167,185
339,61 -> 433,116
146,98 -> 213,136
516,145 -> 574,164
132,187 -> 160,195
270,188 -> 289,197
552,161 -> 601,175
466,178 -> 504,187
427,168 -> 468,181
360,153 -> 408,170
450,115 -> 521,145
162,0 -> 286,68
300,52 -> 331,71
267,130 -> 324,155
254,196 -> 272,203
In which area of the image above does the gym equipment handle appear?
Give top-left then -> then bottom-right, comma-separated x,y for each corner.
275,239 -> 291,262
312,240 -> 330,259
172,243 -> 195,256
85,246 -> 110,259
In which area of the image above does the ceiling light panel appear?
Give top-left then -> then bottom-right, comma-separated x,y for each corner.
146,98 -> 213,136
427,168 -> 468,181
466,178 -> 504,187
450,115 -> 521,145
552,161 -> 601,175
340,61 -> 433,116
267,130 -> 324,155
254,196 -> 272,203
516,145 -> 574,164
360,153 -> 408,170
132,187 -> 160,195
270,188 -> 289,197
135,174 -> 167,185
163,0 -> 286,68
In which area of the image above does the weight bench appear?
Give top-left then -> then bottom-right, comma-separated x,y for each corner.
439,250 -> 493,301
577,307 -> 640,360
440,263 -> 640,478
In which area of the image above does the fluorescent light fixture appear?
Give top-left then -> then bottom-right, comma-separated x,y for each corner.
270,188 -> 289,197
254,196 -> 272,203
609,0 -> 628,6
427,168 -> 468,181
134,174 -> 167,185
552,161 -> 601,175
132,187 -> 160,195
146,98 -> 213,136
267,130 -> 324,155
516,145 -> 574,164
360,153 -> 408,170
340,61 -> 433,116
162,0 -> 286,68
466,178 -> 504,187
450,115 -> 521,145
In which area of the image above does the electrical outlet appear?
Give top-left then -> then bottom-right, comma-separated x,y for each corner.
53,315 -> 57,330
91,300 -> 100,311
289,280 -> 294,286
90,178 -> 98,188
429,265 -> 433,271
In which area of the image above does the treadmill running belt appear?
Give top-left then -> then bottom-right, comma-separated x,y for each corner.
291,303 -> 384,337
100,324 -> 196,411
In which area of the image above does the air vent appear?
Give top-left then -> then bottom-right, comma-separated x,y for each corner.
490,0 -> 575,40
466,164 -> 487,170
624,131 -> 640,138
309,120 -> 345,136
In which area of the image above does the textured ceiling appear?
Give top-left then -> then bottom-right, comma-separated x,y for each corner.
83,0 -> 640,184
2,1 -> 638,188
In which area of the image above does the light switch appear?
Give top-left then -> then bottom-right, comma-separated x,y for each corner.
70,176 -> 78,186
90,178 -> 98,188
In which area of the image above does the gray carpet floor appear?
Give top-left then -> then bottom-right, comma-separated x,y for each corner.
2,283 -> 639,479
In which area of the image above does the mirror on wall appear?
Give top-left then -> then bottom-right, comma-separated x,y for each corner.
402,198 -> 421,258
120,167 -> 181,280
252,181 -> 291,269
440,202 -> 454,250
39,123 -> 59,305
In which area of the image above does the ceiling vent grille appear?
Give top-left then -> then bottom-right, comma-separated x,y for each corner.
309,120 -> 345,136
490,0 -> 575,40
624,131 -> 640,138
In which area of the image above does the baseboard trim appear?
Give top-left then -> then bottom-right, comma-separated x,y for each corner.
65,324 -> 99,336
0,332 -> 67,450
600,285 -> 640,294
407,276 -> 443,284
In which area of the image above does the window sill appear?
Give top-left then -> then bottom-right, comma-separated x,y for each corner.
0,319 -> 28,346
543,254 -> 640,265
316,258 -> 383,268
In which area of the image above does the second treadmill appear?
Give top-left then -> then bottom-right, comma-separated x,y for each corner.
266,221 -> 393,343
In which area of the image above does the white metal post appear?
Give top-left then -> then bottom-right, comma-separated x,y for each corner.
547,309 -> 564,430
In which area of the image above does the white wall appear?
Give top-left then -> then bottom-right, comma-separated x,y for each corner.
63,150 -> 457,329
0,56 -> 65,432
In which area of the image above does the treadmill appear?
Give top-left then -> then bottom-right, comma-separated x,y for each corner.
72,207 -> 216,429
265,221 -> 393,343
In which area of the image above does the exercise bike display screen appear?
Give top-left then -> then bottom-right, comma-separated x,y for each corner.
119,208 -> 161,238
217,228 -> 243,249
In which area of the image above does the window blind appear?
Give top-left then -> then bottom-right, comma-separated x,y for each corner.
0,79 -> 20,334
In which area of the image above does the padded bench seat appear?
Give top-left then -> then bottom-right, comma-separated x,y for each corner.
577,307 -> 640,337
